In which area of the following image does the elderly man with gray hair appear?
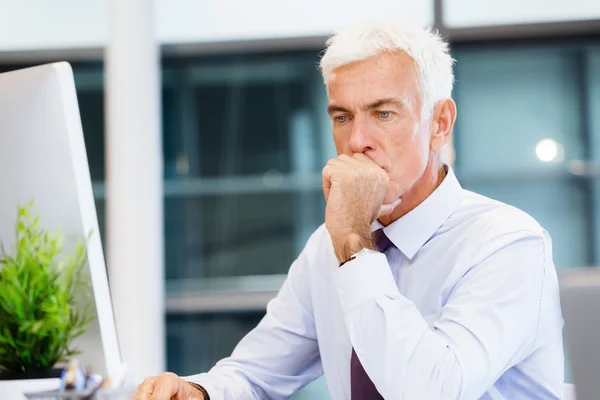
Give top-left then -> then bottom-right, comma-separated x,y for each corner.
134,20 -> 564,400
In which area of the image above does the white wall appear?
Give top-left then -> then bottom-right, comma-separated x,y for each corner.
2,0 -> 599,53
0,0 -> 433,52
444,0 -> 600,28
0,1 -> 109,51
157,0 -> 433,44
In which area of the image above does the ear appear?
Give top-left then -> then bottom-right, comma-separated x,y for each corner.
429,98 -> 457,152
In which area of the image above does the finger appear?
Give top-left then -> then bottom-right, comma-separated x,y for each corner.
134,377 -> 157,400
340,153 -> 368,168
378,198 -> 402,218
150,373 -> 180,400
326,157 -> 345,167
322,165 -> 333,202
352,152 -> 377,165
329,156 -> 359,169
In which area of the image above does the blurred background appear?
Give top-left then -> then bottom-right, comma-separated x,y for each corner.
2,0 -> 600,398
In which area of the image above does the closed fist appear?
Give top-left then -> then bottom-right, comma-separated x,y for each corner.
322,153 -> 401,262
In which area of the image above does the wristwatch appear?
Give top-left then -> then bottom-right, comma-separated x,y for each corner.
188,381 -> 210,399
339,248 -> 379,267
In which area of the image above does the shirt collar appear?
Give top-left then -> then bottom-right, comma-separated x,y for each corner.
372,165 -> 463,260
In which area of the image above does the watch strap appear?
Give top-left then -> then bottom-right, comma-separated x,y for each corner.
339,248 -> 378,267
188,381 -> 210,399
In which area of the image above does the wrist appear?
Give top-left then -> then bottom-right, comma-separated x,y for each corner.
187,381 -> 209,399
334,230 -> 375,264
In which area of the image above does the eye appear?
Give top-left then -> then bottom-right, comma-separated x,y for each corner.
334,115 -> 348,123
378,111 -> 391,119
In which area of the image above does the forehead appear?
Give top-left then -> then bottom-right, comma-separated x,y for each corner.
327,51 -> 418,105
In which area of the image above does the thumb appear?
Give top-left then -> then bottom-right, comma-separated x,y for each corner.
378,198 -> 402,218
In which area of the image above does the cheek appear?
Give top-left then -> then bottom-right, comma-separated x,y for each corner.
414,129 -> 431,168
403,122 -> 431,169
385,125 -> 429,194
390,123 -> 428,165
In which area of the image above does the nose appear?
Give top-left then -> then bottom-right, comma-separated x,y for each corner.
348,117 -> 374,154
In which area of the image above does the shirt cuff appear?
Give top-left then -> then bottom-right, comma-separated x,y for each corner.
335,252 -> 400,314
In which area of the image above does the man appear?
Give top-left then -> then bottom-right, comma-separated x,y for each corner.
134,21 -> 564,400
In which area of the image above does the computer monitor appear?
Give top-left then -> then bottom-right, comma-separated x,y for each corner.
0,63 -> 122,381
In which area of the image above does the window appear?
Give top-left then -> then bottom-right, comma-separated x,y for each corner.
452,42 -> 600,269
167,311 -> 265,375
160,54 -> 331,282
453,41 -> 600,382
69,51 -> 333,399
159,53 -> 332,398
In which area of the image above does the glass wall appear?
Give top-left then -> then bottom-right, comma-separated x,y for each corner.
452,41 -> 600,383
160,55 -> 330,283
3,36 -> 598,398
452,41 -> 600,269
70,51 -> 333,398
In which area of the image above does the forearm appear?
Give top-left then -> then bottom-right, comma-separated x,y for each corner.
331,229 -> 375,265
185,233 -> 323,400
185,337 -> 322,400
344,294 -> 465,399
336,254 -> 466,399
336,235 -> 549,400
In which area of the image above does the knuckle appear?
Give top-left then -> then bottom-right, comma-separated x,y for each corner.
323,164 -> 334,175
142,376 -> 157,385
366,169 -> 379,179
162,372 -> 179,381
375,168 -> 387,179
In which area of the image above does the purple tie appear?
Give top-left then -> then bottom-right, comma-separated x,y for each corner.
350,229 -> 392,399
372,228 -> 394,253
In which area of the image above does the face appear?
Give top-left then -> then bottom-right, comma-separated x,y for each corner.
327,51 -> 452,204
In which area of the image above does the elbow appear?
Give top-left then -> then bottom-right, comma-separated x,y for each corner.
396,346 -> 466,400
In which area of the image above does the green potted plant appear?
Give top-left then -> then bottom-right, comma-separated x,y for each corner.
0,201 -> 95,383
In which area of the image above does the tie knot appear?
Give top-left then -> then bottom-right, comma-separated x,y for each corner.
372,228 -> 394,253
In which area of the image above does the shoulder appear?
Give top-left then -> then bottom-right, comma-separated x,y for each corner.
451,189 -> 550,261
457,189 -> 546,238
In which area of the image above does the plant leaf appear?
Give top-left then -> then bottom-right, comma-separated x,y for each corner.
0,201 -> 95,372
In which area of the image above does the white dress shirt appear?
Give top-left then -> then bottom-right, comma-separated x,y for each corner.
188,166 -> 564,399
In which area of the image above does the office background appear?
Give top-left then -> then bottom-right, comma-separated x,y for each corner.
2,0 -> 600,397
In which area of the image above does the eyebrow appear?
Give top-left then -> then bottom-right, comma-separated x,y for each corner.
327,104 -> 350,116
327,98 -> 406,116
364,98 -> 405,111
